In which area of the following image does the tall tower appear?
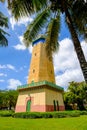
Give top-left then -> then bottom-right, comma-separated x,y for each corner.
15,36 -> 65,112
27,37 -> 55,84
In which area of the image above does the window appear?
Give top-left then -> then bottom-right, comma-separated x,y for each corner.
35,53 -> 36,56
33,69 -> 35,73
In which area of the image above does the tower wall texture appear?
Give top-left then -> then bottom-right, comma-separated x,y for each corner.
27,42 -> 55,84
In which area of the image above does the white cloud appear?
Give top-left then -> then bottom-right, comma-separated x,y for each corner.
13,35 -> 33,52
0,73 -> 7,77
10,16 -> 33,30
28,45 -> 33,53
0,64 -> 16,70
13,44 -> 26,50
13,35 -> 26,50
7,64 -> 16,70
0,80 -> 5,82
7,79 -> 22,89
0,64 -> 6,69
54,38 -> 87,90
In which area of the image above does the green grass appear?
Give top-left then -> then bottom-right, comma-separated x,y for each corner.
0,116 -> 87,130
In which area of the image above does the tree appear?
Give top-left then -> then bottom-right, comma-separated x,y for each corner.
7,0 -> 87,82
64,82 -> 87,110
0,90 -> 18,110
5,90 -> 18,110
0,10 -> 9,46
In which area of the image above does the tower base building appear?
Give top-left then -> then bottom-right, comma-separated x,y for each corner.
15,36 -> 65,112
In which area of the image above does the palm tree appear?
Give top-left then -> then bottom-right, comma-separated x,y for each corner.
7,0 -> 87,82
0,11 -> 9,46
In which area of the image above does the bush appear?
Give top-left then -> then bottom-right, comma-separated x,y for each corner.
0,110 -> 13,117
13,111 -> 80,119
52,112 -> 67,118
41,112 -> 52,118
12,112 -> 41,119
79,111 -> 87,115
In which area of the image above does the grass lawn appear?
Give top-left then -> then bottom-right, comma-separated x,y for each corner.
0,116 -> 87,130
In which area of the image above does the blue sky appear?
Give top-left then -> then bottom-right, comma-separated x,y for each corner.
0,2 -> 87,90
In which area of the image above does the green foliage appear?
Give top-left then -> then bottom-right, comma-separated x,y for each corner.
46,15 -> 60,56
12,112 -> 41,119
0,11 -> 9,46
24,9 -> 50,47
64,82 -> 87,110
41,112 -> 53,118
12,111 -> 80,119
79,111 -> 87,115
8,0 -> 47,20
0,90 -> 18,110
0,110 -> 13,117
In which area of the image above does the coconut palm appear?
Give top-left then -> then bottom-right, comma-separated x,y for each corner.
7,0 -> 87,82
0,10 -> 9,46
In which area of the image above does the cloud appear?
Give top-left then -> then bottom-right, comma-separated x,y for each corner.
7,79 -> 22,89
7,64 -> 16,70
0,73 -> 7,77
53,38 -> 87,90
0,80 -> 5,82
10,16 -> 33,30
13,35 -> 33,52
13,35 -> 26,50
0,64 -> 16,70
28,45 -> 33,53
13,44 -> 26,50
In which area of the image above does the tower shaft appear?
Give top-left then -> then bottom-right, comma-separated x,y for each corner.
27,41 -> 55,84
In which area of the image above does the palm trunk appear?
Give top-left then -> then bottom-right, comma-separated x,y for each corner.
65,9 -> 87,83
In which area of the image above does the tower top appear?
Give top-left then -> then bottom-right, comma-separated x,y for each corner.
32,34 -> 46,46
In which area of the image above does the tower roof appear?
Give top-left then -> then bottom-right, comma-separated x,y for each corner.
32,35 -> 46,46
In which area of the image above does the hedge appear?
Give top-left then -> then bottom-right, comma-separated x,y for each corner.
12,111 -> 81,119
0,110 -> 87,118
0,110 -> 13,117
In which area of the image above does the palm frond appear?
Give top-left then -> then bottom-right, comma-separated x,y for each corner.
0,11 -> 8,28
0,29 -> 8,46
23,9 -> 50,47
70,0 -> 87,38
45,14 -> 60,56
8,0 -> 48,20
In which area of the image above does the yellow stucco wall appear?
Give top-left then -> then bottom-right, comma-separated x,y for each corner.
45,88 -> 64,106
16,87 -> 64,107
16,88 -> 46,106
27,42 -> 55,84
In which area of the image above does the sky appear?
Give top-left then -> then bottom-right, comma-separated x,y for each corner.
0,2 -> 87,90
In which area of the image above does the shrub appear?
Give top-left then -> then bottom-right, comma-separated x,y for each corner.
13,111 -> 80,119
12,112 -> 41,119
79,111 -> 87,115
52,112 -> 67,118
0,110 -> 13,117
41,112 -> 52,118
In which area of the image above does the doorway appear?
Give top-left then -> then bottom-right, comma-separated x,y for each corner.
26,100 -> 31,112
